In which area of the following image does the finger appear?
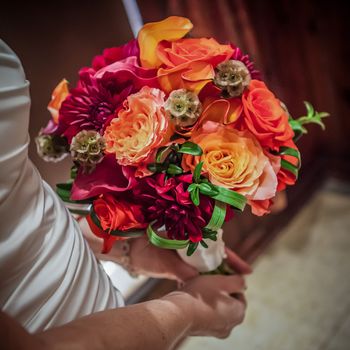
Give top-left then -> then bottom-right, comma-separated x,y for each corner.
225,247 -> 252,275
210,274 -> 246,294
172,261 -> 199,282
230,292 -> 247,308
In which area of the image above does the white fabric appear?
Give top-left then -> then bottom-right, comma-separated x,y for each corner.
0,40 -> 124,333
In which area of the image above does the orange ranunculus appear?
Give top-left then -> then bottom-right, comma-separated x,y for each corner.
104,86 -> 171,175
156,38 -> 234,93
182,121 -> 279,202
47,79 -> 69,124
239,80 -> 294,151
89,194 -> 146,253
138,16 -> 193,68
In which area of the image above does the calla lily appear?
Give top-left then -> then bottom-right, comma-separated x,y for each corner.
138,16 -> 193,68
48,79 -> 69,124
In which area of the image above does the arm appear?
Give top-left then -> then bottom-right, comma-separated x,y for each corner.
1,275 -> 247,350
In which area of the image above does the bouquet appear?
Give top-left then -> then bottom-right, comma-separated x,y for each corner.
36,17 -> 328,273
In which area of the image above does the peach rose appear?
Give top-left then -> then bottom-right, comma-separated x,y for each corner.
156,38 -> 233,93
104,86 -> 171,174
239,80 -> 294,151
182,121 -> 279,202
47,79 -> 69,123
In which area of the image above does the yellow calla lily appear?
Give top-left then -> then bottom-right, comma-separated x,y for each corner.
138,16 -> 193,68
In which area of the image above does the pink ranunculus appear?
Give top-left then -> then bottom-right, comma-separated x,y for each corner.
71,154 -> 136,200
133,173 -> 229,242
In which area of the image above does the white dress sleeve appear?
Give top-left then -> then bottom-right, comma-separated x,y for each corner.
0,39 -> 124,333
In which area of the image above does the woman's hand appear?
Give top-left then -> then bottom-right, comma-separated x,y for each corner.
164,274 -> 247,339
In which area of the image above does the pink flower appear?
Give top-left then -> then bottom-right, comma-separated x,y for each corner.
71,154 -> 136,200
91,39 -> 140,72
133,173 -> 227,242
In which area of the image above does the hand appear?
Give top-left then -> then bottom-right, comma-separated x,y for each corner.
129,236 -> 199,282
164,274 -> 247,338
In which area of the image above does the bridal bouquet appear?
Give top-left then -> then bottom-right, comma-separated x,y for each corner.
36,17 -> 328,272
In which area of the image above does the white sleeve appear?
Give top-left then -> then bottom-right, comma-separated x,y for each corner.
0,40 -> 124,333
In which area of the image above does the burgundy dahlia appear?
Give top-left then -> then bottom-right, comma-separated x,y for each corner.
133,173 -> 214,242
59,72 -> 131,142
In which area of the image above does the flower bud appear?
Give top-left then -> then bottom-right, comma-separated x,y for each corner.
165,89 -> 202,128
35,134 -> 69,162
214,59 -> 251,97
70,130 -> 105,172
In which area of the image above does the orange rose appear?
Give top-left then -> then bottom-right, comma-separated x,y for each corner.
89,194 -> 146,253
94,194 -> 145,232
240,80 -> 294,151
104,86 -> 171,175
157,38 -> 234,93
47,79 -> 69,123
182,121 -> 278,202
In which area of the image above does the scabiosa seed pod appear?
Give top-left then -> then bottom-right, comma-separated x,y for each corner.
164,89 -> 202,128
214,59 -> 251,97
70,130 -> 105,172
35,134 -> 69,162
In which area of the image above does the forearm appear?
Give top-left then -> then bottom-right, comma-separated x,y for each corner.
36,295 -> 191,350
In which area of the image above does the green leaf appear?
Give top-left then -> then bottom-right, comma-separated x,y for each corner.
190,186 -> 200,206
56,182 -> 72,202
70,165 -> 78,180
279,146 -> 301,169
178,141 -> 203,156
212,187 -> 246,211
193,161 -> 204,183
290,101 -> 329,142
156,146 -> 171,163
166,164 -> 183,175
281,159 -> 299,178
187,242 -> 199,256
147,163 -> 166,173
187,183 -> 198,193
205,200 -> 227,231
198,182 -> 219,196
200,240 -> 209,248
147,224 -> 189,249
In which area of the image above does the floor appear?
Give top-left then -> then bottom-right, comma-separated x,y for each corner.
180,179 -> 350,350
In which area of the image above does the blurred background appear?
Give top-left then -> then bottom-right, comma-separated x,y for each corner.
1,0 -> 349,349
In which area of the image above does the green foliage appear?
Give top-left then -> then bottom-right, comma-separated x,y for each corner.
290,101 -> 329,142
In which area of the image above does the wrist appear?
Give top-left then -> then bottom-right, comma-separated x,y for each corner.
161,291 -> 194,337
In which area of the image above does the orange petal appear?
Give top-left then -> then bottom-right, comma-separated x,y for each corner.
138,16 -> 193,68
47,79 -> 69,124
